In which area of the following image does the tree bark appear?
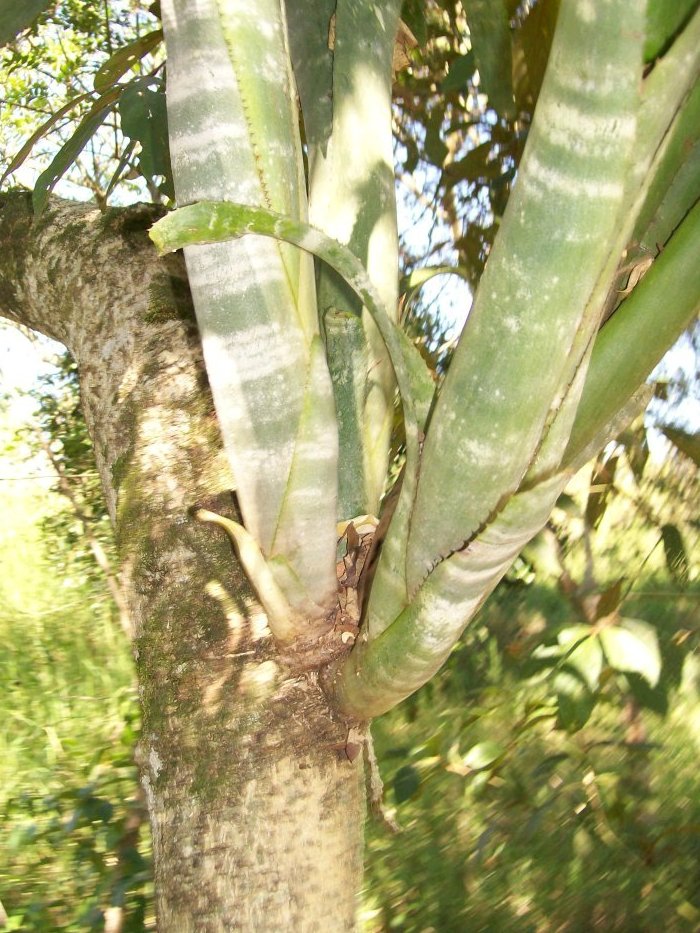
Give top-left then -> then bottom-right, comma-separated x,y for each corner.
0,191 -> 365,930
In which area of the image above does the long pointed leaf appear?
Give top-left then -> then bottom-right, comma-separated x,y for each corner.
402,0 -> 646,594
564,200 -> 700,466
32,89 -> 122,215
1,91 -> 93,185
308,0 -> 404,518
161,0 -> 338,619
93,28 -> 163,92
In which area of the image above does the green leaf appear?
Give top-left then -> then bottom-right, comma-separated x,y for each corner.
462,0 -> 514,117
594,579 -> 624,621
463,740 -> 504,771
286,0 -> 336,153
599,618 -> 662,687
557,626 -> 603,692
661,425 -> 700,467
94,28 -> 163,92
441,51 -> 475,92
32,88 -> 121,215
401,0 -> 427,47
118,77 -> 171,180
0,0 -> 51,46
406,0 -> 646,591
644,0 -> 699,62
393,764 -> 421,803
555,678 -> 595,732
633,82 -> 700,257
565,201 -> 700,466
1,91 -> 93,186
661,523 -> 690,584
161,0 -> 337,622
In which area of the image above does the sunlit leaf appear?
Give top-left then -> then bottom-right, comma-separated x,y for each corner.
463,740 -> 504,771
93,28 -> 163,93
599,618 -> 662,687
557,626 -> 603,691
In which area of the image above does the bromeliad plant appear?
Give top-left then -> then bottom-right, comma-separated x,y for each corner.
149,0 -> 699,722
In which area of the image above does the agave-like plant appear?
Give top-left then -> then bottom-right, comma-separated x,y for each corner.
152,0 -> 699,721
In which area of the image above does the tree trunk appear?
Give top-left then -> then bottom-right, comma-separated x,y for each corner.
0,192 -> 365,930
146,679 -> 364,930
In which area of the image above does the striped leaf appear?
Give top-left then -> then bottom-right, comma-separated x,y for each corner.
335,474 -> 568,719
160,0 -> 338,621
149,203 -> 432,532
402,0 -> 647,595
306,0 -> 404,518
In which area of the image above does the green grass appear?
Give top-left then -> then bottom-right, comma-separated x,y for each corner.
0,424 -> 152,931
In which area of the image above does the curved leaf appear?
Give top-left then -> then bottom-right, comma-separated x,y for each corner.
1,92 -> 93,186
118,76 -> 171,182
195,509 -> 297,642
33,88 -> 122,215
93,28 -> 163,93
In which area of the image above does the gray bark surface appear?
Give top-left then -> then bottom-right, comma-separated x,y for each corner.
0,191 -> 365,931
